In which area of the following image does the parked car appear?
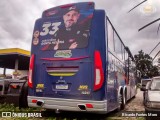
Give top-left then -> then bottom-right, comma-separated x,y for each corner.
140,78 -> 152,103
0,75 -> 28,108
19,75 -> 28,80
140,78 -> 152,91
142,76 -> 160,117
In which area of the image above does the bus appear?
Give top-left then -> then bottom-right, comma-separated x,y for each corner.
28,2 -> 137,113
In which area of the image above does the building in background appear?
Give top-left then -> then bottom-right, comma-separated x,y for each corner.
0,48 -> 30,79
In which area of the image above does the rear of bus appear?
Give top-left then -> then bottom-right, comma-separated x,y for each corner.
28,2 -> 107,113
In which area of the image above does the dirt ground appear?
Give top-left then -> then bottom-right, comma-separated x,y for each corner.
125,89 -> 145,111
107,89 -> 146,120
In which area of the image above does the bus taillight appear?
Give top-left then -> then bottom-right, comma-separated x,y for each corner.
28,54 -> 35,88
94,51 -> 104,91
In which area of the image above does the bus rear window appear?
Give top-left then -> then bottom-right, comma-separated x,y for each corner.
32,5 -> 94,51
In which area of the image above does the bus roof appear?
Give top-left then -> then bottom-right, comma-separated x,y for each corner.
42,2 -> 95,18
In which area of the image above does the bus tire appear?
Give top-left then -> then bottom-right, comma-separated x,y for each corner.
116,95 -> 122,111
19,82 -> 28,109
121,92 -> 126,110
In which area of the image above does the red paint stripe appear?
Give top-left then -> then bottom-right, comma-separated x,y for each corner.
41,56 -> 89,61
47,66 -> 79,69
60,4 -> 73,8
41,44 -> 50,51
88,2 -> 93,5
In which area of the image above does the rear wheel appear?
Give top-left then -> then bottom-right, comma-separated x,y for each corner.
121,92 -> 126,110
116,93 -> 125,111
116,95 -> 122,111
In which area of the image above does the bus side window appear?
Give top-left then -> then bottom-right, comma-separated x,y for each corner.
107,20 -> 114,52
114,32 -> 122,60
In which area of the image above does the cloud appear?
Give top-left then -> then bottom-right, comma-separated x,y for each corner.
102,0 -> 160,57
0,0 -> 159,58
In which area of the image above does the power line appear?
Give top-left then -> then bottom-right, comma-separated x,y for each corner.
153,51 -> 160,61
157,23 -> 160,35
149,42 -> 160,55
128,0 -> 147,13
139,18 -> 160,31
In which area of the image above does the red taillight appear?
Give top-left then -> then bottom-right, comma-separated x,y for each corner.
86,104 -> 93,108
28,54 -> 35,88
94,51 -> 104,91
32,99 -> 37,103
10,84 -> 19,89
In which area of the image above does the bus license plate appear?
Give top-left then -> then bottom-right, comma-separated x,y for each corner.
56,84 -> 68,90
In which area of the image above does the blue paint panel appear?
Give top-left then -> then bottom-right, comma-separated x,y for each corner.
30,4 -> 107,100
29,2 -> 106,100
29,3 -> 137,113
89,10 -> 106,100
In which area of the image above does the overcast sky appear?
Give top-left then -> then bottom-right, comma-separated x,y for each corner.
0,0 -> 159,63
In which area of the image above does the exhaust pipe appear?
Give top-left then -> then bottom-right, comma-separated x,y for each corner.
78,104 -> 86,111
37,100 -> 44,107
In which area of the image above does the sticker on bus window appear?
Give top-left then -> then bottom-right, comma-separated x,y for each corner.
45,10 -> 58,17
81,91 -> 90,95
78,85 -> 90,95
54,50 -> 72,58
40,7 -> 94,51
33,38 -> 39,45
36,89 -> 43,92
33,30 -> 40,38
78,85 -> 88,90
36,84 -> 44,89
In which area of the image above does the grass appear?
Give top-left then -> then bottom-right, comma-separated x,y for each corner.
0,103 -> 45,120
0,103 -> 41,112
0,103 -> 146,120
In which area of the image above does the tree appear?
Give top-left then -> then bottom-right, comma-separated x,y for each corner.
134,50 -> 159,78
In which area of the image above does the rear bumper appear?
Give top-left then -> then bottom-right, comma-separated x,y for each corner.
28,96 -> 107,113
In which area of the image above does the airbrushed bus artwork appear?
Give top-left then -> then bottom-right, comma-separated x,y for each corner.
28,2 -> 137,113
